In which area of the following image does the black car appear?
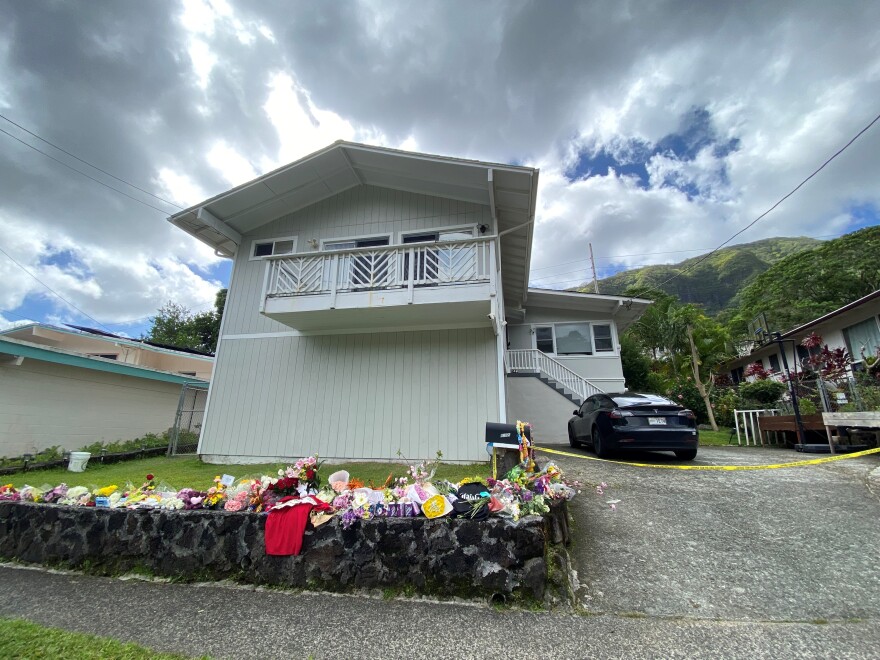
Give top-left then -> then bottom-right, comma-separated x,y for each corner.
568,392 -> 699,460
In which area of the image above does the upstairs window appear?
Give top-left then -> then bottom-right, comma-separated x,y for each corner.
250,237 -> 297,260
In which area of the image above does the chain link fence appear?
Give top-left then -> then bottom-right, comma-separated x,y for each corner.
776,377 -> 880,415
167,382 -> 209,456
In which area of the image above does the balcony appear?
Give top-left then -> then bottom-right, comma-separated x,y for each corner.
260,237 -> 497,331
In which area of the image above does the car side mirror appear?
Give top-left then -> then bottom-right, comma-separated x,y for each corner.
573,409 -> 581,416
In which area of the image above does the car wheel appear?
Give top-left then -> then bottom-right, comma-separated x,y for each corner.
675,448 -> 698,461
568,424 -> 580,448
592,426 -> 609,458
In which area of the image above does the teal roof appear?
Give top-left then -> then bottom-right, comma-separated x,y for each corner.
0,337 -> 210,386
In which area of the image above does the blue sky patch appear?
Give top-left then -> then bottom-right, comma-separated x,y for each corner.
567,106 -> 740,195
38,247 -> 92,277
846,203 -> 880,231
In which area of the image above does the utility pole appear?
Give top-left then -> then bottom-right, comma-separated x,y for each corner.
589,242 -> 599,293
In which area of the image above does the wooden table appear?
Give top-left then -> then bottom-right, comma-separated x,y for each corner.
757,414 -> 826,445
822,412 -> 880,454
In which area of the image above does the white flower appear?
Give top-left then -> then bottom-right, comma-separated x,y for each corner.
162,497 -> 184,510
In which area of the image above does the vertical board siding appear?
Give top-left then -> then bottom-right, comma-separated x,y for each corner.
0,360 -> 182,455
222,185 -> 492,336
199,328 -> 498,462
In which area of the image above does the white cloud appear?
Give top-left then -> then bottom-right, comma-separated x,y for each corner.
1,0 -> 878,330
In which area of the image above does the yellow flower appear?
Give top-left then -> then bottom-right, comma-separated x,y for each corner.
95,485 -> 118,497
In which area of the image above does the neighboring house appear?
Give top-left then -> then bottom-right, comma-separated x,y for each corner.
725,289 -> 880,383
0,324 -> 213,456
168,141 -> 650,463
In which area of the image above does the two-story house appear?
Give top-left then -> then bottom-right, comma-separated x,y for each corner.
169,142 -> 650,463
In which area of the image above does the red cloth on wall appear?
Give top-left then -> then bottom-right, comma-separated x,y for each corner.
264,496 -> 331,556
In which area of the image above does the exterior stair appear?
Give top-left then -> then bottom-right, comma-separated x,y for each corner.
506,349 -> 604,406
537,374 -> 583,405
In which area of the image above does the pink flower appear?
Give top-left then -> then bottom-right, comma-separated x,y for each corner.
610,503 -> 617,512
224,500 -> 243,512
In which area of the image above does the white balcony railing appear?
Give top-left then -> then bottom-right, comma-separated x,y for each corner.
506,349 -> 605,402
263,237 -> 494,302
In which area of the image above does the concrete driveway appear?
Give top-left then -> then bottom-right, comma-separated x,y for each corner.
540,442 -> 880,622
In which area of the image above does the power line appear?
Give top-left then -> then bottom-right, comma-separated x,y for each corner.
653,110 -> 880,290
527,232 -> 846,273
0,244 -> 113,332
0,114 -> 183,210
0,126 -> 173,216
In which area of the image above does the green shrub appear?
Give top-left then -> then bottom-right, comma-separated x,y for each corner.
710,387 -> 742,427
738,379 -> 787,405
666,376 -> 708,423
797,398 -> 818,415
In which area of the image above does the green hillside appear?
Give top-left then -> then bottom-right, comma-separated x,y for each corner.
729,226 -> 880,334
592,237 -> 820,313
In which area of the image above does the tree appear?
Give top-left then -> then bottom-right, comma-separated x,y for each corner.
623,286 -> 731,425
145,288 -> 226,354
620,334 -> 652,391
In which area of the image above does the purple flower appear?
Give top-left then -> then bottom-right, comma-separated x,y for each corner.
341,508 -> 363,530
521,491 -> 533,502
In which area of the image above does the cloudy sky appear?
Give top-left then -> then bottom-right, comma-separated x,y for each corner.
1,0 -> 878,337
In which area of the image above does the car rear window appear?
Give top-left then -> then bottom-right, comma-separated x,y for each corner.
611,394 -> 674,407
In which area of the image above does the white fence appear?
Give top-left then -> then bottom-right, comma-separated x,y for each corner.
265,238 -> 493,298
733,408 -> 782,446
506,348 -> 605,403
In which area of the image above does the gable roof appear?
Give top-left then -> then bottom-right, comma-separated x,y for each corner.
168,141 -> 539,308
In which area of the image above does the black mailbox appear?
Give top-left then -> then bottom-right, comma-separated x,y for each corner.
485,422 -> 531,444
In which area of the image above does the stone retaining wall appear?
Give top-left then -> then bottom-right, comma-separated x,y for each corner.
0,502 -> 569,601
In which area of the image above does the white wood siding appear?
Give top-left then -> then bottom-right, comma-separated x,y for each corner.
222,185 -> 492,336
200,328 -> 498,463
0,360 -> 182,456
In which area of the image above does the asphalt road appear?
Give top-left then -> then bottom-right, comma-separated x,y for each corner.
544,444 -> 880,623
1,445 -> 878,659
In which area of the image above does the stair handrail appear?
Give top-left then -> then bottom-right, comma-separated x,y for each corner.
506,349 -> 605,400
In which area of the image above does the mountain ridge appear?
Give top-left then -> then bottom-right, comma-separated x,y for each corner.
582,236 -> 822,313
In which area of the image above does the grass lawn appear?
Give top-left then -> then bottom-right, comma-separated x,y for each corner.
0,618 -> 207,659
699,428 -> 737,446
5,455 -> 491,490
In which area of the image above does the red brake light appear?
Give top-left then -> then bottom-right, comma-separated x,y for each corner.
680,410 -> 696,419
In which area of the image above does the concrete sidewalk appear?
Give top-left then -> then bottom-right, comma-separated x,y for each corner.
1,565 -> 877,659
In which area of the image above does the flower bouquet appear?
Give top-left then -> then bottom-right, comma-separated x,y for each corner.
0,484 -> 20,501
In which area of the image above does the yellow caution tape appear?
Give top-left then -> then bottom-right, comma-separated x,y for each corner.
533,445 -> 880,470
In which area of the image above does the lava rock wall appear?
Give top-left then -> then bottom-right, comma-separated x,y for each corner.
0,502 -> 564,600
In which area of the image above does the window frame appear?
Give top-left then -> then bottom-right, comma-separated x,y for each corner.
397,224 -> 477,245
529,321 -> 618,356
249,235 -> 298,261
320,233 -> 393,251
